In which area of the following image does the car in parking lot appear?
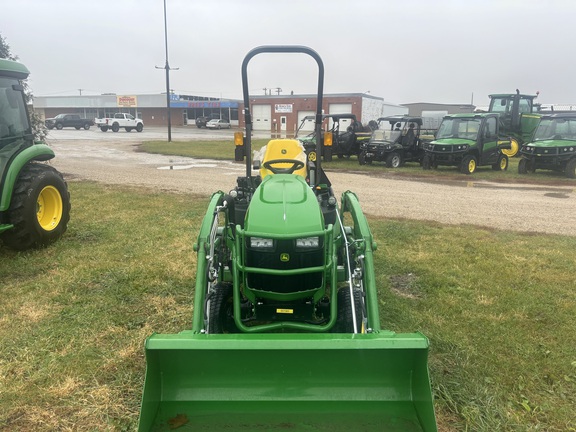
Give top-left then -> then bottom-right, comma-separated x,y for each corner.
206,119 -> 231,129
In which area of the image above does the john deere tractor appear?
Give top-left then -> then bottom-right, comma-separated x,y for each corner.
0,58 -> 70,250
139,46 -> 437,432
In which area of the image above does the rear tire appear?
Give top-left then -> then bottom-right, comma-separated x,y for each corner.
207,282 -> 237,333
492,154 -> 509,171
333,287 -> 364,333
112,123 -> 120,132
75,126 -> 81,130
100,126 -> 108,132
502,137 -> 520,158
1,164 -> 71,250
565,158 -> 576,178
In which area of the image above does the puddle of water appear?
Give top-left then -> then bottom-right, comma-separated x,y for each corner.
544,192 -> 570,199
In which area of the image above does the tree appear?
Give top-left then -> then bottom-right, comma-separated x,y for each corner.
0,32 -> 47,141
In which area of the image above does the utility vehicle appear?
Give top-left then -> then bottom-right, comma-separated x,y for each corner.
139,46 -> 437,432
518,112 -> 576,178
359,115 -> 424,167
422,113 -> 510,174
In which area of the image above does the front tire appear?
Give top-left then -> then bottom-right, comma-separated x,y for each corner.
56,123 -> 63,130
136,123 -> 143,132
386,152 -> 402,168
1,164 -> 71,250
83,123 -> 91,130
460,155 -> 477,174
206,282 -> 237,333
333,287 -> 364,333
422,154 -> 432,170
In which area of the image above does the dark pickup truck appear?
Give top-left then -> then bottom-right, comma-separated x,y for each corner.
45,113 -> 94,130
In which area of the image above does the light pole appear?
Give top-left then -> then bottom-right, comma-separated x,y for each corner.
156,0 -> 178,142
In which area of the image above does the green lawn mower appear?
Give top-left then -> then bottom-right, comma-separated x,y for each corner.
139,46 -> 437,432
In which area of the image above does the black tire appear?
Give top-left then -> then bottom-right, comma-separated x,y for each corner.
100,126 -> 108,132
518,158 -> 534,174
1,164 -> 71,251
460,155 -> 477,174
333,287 -> 364,333
75,126 -> 81,130
565,158 -> 576,179
386,152 -> 402,168
207,282 -> 237,333
492,154 -> 509,171
47,125 -> 54,130
125,127 -> 132,132
358,151 -> 366,165
83,123 -> 91,130
56,123 -> 63,130
136,123 -> 143,132
111,123 -> 120,132
422,154 -> 432,170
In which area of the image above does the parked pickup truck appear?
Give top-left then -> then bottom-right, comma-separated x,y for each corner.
45,113 -> 94,130
95,113 -> 144,132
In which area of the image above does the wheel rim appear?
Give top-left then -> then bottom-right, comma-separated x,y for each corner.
468,158 -> 476,173
37,185 -> 63,231
502,138 -> 519,157
500,157 -> 507,170
392,156 -> 400,167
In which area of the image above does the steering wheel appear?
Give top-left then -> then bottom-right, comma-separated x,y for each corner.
262,159 -> 305,174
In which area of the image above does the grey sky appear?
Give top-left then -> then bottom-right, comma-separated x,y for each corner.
2,0 -> 574,106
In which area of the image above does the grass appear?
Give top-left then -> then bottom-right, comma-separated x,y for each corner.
140,139 -> 576,185
1,182 -> 575,431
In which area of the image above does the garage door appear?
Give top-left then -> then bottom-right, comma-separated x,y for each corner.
297,110 -> 315,134
329,103 -> 353,130
252,105 -> 271,131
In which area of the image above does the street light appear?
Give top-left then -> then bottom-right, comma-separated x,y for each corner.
156,0 -> 178,142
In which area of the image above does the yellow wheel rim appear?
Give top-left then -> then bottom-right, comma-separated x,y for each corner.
37,185 -> 63,231
502,138 -> 519,157
468,159 -> 476,173
500,157 -> 508,170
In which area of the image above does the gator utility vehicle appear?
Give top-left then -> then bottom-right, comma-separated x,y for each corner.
422,113 -> 510,174
293,113 -> 372,161
359,115 -> 424,167
0,58 -> 70,250
518,112 -> 576,178
139,46 -> 437,432
488,90 -> 541,157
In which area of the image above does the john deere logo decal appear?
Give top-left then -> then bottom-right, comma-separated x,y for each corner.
280,253 -> 290,262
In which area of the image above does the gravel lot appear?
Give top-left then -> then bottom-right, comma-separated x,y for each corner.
47,127 -> 576,236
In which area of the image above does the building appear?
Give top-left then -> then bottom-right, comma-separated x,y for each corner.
32,92 -> 407,133
33,93 -> 241,127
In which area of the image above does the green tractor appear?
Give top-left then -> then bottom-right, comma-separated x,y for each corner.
488,90 -> 541,157
422,113 -> 511,174
518,112 -> 576,178
139,46 -> 437,432
0,58 -> 70,250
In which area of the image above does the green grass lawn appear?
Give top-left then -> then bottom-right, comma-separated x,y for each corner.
1,182 -> 575,431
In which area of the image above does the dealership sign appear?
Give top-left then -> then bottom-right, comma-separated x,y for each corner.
275,104 -> 293,113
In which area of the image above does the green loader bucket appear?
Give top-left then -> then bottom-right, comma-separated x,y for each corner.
139,332 -> 437,432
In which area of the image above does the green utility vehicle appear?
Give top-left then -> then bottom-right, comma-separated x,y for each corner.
488,90 -> 541,157
139,46 -> 437,432
518,112 -> 576,178
422,113 -> 510,174
0,58 -> 70,250
359,115 -> 424,167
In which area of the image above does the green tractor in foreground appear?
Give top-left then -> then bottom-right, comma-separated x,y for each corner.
139,46 -> 437,432
518,112 -> 576,178
422,113 -> 511,174
0,58 -> 70,250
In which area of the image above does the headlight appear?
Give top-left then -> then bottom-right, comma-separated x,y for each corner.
250,237 -> 273,248
457,144 -> 469,150
296,237 -> 319,248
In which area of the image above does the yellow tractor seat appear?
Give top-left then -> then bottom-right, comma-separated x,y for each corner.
258,139 -> 308,179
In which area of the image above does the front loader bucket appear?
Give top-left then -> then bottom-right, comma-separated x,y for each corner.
138,332 -> 437,432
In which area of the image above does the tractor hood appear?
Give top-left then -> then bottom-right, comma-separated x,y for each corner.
426,138 -> 476,152
527,139 -> 576,148
244,174 -> 323,235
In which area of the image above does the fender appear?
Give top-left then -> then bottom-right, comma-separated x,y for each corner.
0,143 -> 54,211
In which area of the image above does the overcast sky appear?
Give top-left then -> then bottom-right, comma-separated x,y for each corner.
2,0 -> 574,106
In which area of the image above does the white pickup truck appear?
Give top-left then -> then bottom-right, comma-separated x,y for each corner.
95,113 -> 144,132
